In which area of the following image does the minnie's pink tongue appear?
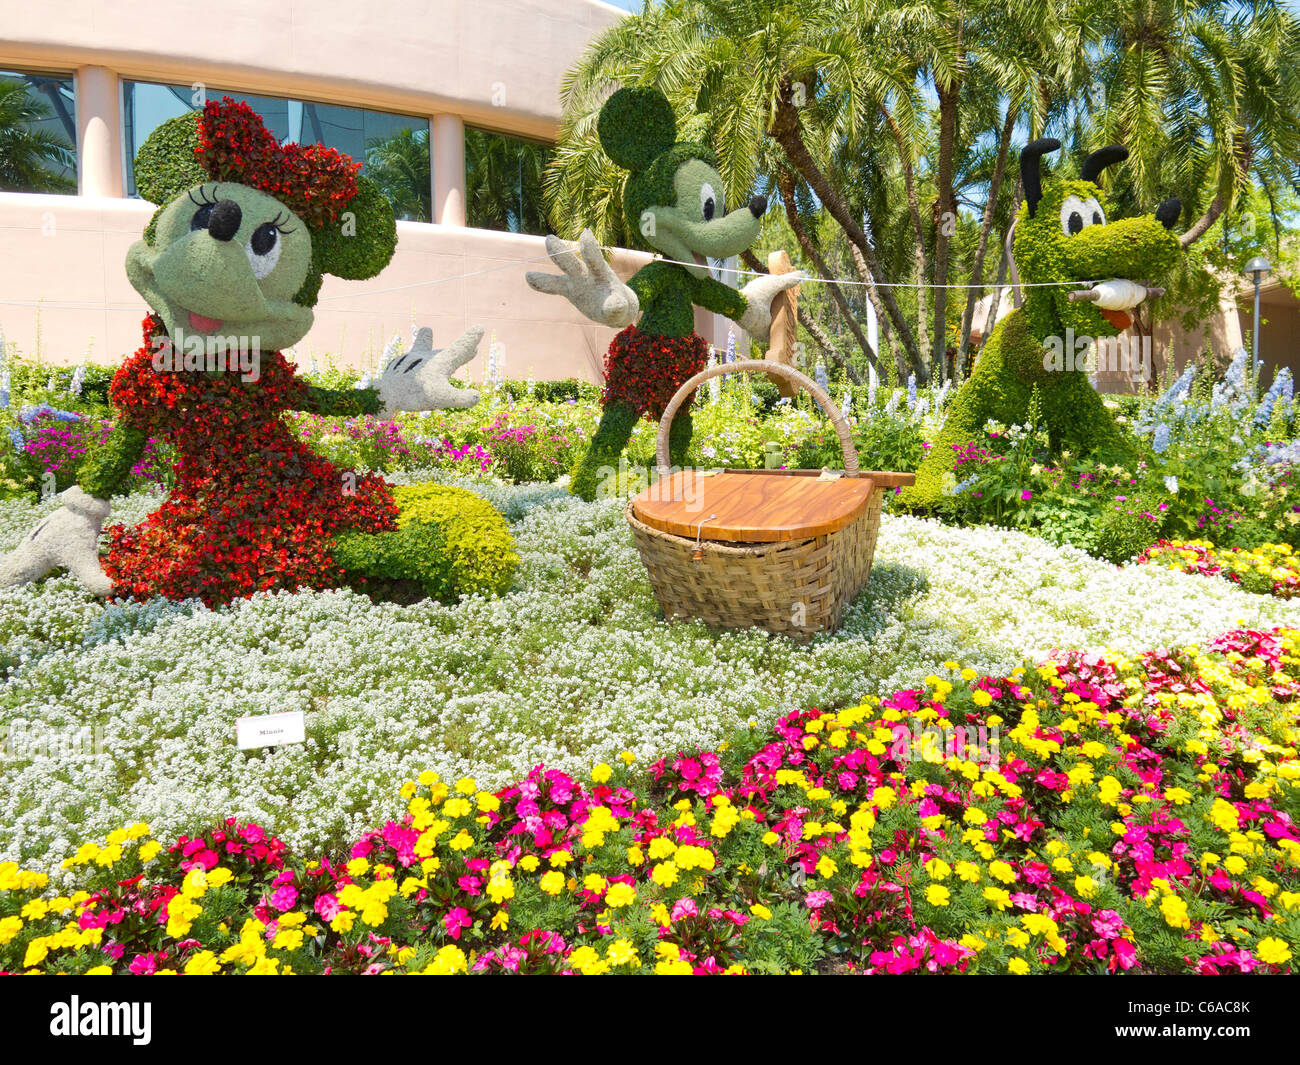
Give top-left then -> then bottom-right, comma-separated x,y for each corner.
188,311 -> 223,332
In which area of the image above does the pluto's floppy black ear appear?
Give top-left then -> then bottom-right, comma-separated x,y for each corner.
1020,138 -> 1061,218
1081,145 -> 1129,186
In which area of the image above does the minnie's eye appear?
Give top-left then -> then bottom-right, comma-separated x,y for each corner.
700,182 -> 722,221
1067,212 -> 1083,235
190,202 -> 215,231
1092,211 -> 1103,226
246,222 -> 283,279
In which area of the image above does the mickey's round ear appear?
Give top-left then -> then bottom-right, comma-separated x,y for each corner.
312,175 -> 397,280
134,112 -> 204,205
598,86 -> 676,172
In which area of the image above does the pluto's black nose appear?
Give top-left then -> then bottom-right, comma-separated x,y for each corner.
748,195 -> 767,218
207,200 -> 242,242
1155,197 -> 1181,231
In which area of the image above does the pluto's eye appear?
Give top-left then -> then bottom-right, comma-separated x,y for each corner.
1060,194 -> 1104,236
190,201 -> 215,231
700,182 -> 722,222
246,221 -> 285,279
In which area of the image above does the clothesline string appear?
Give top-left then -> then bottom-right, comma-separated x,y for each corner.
0,241 -> 1093,313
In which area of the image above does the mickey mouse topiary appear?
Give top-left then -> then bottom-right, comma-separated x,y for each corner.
527,85 -> 802,500
900,140 -> 1182,509
0,98 -> 505,606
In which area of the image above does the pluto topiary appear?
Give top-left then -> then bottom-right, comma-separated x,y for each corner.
901,140 -> 1183,510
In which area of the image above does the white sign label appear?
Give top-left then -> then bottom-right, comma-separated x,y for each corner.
236,710 -> 306,750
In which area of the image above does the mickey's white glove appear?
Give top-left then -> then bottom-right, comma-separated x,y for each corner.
0,486 -> 113,596
736,271 -> 806,342
526,229 -> 639,329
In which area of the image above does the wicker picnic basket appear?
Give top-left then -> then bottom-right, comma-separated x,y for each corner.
626,359 -> 914,639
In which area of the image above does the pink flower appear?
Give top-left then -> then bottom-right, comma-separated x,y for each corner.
443,907 -> 472,940
804,890 -> 833,910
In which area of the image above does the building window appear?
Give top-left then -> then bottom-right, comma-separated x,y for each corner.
465,127 -> 552,236
122,81 -> 432,220
0,69 -> 77,193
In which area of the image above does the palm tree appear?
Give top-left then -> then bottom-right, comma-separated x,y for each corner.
1082,0 -> 1300,249
0,77 -> 76,193
365,126 -> 432,222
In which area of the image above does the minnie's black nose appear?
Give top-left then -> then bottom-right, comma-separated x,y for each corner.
1155,197 -> 1181,231
748,195 -> 767,218
207,200 -> 242,241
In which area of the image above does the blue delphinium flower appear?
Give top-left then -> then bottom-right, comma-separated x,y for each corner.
8,427 -> 24,452
1152,422 -> 1171,454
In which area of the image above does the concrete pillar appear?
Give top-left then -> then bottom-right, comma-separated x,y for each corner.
431,113 -> 466,227
75,65 -> 123,198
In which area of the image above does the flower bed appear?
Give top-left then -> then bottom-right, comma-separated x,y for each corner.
1138,540 -> 1300,599
4,480 -> 1300,876
2,626 -> 1296,975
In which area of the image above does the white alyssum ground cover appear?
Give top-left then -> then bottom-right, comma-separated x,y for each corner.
3,472 -> 1298,878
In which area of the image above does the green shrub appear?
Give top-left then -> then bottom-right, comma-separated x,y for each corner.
332,484 -> 517,602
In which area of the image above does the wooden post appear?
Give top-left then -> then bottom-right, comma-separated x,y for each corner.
765,249 -> 801,397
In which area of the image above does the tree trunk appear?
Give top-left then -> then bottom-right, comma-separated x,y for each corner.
775,171 -> 877,380
770,81 -> 923,375
1180,140 -> 1253,249
883,108 -> 929,363
930,76 -> 961,385
956,101 -> 1018,372
739,248 -> 865,384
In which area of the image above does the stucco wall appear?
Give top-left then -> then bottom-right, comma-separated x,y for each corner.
0,191 -> 654,382
0,0 -> 625,139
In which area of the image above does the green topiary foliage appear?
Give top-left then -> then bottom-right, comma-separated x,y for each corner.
333,484 -> 518,602
77,423 -> 149,499
295,175 -> 396,307
900,141 -> 1181,511
598,86 -> 677,172
133,113 -> 204,206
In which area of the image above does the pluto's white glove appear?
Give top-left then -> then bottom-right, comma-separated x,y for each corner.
737,271 -> 806,342
378,326 -> 483,414
526,229 -> 640,329
0,486 -> 113,596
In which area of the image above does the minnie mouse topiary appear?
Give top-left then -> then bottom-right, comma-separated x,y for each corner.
526,86 -> 801,500
0,98 -> 510,606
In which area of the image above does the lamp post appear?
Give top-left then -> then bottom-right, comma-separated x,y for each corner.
1245,256 -> 1272,397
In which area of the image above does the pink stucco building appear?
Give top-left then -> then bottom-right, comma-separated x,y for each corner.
0,0 -> 706,383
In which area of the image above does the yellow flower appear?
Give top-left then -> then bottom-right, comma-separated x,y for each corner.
1008,957 -> 1030,974
925,885 -> 951,906
750,904 -> 772,920
590,763 -> 612,784
925,858 -> 951,881
539,871 -> 565,896
605,883 -> 636,908
651,861 -> 679,888
1256,937 -> 1292,965
184,950 -> 221,975
988,861 -> 1016,884
606,939 -> 640,968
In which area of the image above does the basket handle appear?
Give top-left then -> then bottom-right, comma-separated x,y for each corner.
656,359 -> 859,476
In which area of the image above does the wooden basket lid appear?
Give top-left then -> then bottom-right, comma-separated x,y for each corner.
631,468 -> 911,543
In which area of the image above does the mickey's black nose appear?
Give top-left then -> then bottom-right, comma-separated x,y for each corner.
748,195 -> 767,218
207,200 -> 242,242
1155,197 -> 1181,231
